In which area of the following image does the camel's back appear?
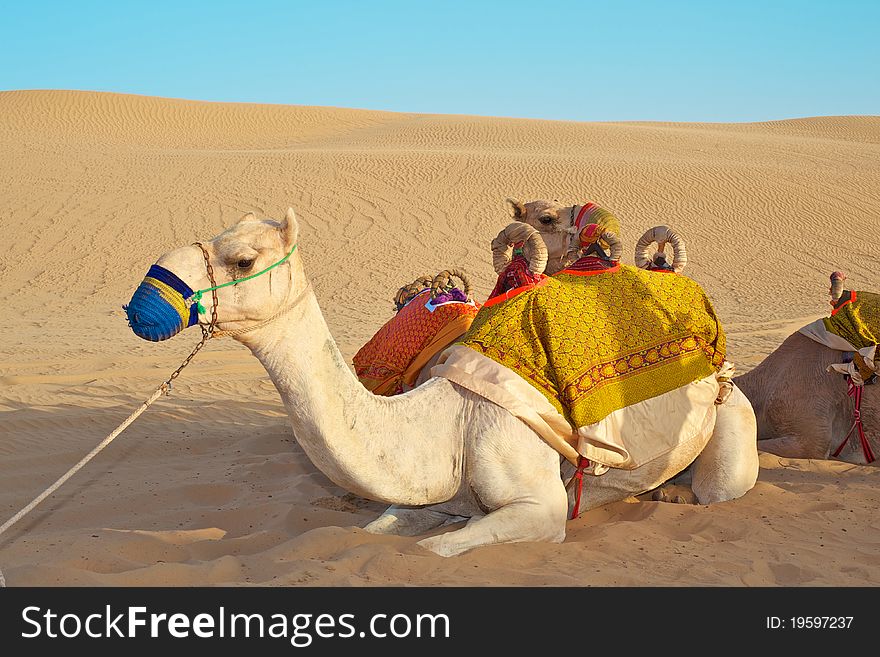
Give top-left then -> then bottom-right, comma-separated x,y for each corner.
734,331 -> 856,427
738,290 -> 880,405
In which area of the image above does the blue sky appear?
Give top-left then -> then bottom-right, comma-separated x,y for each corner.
1,0 -> 877,122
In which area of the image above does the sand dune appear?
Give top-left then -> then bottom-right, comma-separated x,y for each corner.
1,90 -> 878,585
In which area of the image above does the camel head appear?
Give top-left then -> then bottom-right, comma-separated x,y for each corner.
124,208 -> 301,341
505,198 -> 575,274
505,198 -> 622,273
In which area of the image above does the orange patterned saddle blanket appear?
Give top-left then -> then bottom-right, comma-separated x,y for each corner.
353,289 -> 481,395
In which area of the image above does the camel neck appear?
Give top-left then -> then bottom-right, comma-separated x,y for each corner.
239,285 -> 465,505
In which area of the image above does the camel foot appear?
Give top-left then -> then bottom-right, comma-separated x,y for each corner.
416,534 -> 458,558
364,505 -> 450,537
651,489 -> 668,502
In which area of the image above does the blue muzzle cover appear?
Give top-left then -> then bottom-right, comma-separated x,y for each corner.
124,265 -> 199,341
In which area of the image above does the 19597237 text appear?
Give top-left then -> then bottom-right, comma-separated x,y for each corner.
766,616 -> 853,630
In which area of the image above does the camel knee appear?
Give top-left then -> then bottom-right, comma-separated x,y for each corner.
479,489 -> 568,544
507,479 -> 569,541
538,485 -> 569,541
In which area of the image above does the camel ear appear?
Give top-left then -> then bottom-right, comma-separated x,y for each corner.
237,212 -> 259,225
278,206 -> 300,249
505,197 -> 526,221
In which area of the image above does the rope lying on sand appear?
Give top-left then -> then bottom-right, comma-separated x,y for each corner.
0,325 -> 214,587
0,385 -> 170,587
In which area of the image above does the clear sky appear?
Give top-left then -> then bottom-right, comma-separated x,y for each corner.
1,0 -> 877,122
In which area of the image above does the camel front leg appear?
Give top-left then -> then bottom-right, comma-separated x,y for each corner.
755,395 -> 844,460
363,505 -> 452,536
757,414 -> 839,460
757,435 -> 827,459
416,492 -> 567,557
416,410 -> 568,557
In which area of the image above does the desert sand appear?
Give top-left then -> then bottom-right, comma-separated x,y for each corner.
1,90 -> 878,586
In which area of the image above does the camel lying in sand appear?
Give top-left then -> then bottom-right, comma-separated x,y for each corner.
735,272 -> 879,464
506,199 -> 879,465
124,208 -> 758,556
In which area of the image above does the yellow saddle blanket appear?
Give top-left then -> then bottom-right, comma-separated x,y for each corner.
455,264 -> 726,428
823,291 -> 880,350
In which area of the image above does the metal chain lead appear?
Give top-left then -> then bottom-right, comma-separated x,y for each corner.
166,243 -> 220,387
0,243 -> 223,585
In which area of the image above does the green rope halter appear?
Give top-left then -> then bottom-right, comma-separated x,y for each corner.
189,243 -> 298,315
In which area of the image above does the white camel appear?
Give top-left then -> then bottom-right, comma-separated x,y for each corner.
126,208 -> 759,556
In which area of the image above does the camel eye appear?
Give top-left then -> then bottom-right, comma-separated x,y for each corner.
237,258 -> 255,270
539,215 -> 555,225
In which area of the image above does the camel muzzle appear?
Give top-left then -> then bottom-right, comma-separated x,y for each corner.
124,264 -> 199,341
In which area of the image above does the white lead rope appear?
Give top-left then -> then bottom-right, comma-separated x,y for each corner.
0,383 -> 171,587
0,251 -> 308,585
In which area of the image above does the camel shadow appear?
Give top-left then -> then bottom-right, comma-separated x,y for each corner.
0,394 -> 385,557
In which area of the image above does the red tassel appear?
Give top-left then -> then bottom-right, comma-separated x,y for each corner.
570,456 -> 590,519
